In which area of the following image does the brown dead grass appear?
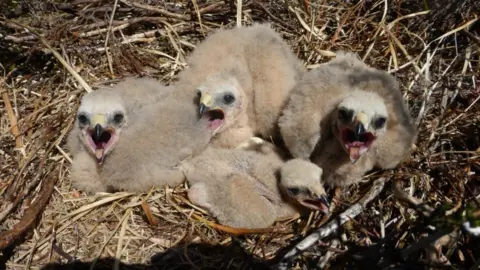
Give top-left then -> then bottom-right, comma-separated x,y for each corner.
0,0 -> 479,269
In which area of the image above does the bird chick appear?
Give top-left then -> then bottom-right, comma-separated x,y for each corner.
195,73 -> 253,148
67,77 -> 213,194
334,90 -> 389,164
181,144 -> 299,229
67,77 -> 173,159
68,90 -> 126,164
279,159 -> 329,214
279,51 -> 417,187
177,23 -> 305,149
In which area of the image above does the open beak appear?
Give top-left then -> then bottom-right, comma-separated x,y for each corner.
354,112 -> 369,136
93,123 -> 104,141
297,186 -> 330,215
199,93 -> 213,115
299,195 -> 330,215
349,112 -> 369,164
85,114 -> 116,165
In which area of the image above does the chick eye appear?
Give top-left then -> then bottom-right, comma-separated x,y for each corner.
223,93 -> 235,104
374,117 -> 386,129
287,187 -> 300,196
196,89 -> 202,98
338,108 -> 352,122
113,113 -> 124,124
78,114 -> 89,125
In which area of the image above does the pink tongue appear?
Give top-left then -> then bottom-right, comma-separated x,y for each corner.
349,147 -> 360,160
95,148 -> 104,160
209,119 -> 223,130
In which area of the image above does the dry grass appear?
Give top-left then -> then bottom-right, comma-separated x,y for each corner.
0,0 -> 479,269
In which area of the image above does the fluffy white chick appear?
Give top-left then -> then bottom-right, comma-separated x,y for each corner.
181,143 -> 295,229
67,77 -> 214,193
176,23 -> 305,148
278,159 -> 329,214
279,52 -> 417,187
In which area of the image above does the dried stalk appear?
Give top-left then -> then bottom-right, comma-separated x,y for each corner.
0,169 -> 58,251
2,19 -> 92,93
2,90 -> 23,151
273,177 -> 386,269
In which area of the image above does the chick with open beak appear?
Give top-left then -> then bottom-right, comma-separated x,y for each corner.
76,108 -> 126,165
335,91 -> 388,164
196,75 -> 245,136
279,159 -> 330,214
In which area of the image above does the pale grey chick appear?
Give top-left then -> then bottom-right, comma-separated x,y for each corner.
279,51 -> 417,187
67,77 -> 214,194
181,143 -> 299,229
177,23 -> 305,149
279,159 -> 329,214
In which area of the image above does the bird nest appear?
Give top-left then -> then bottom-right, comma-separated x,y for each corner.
0,0 -> 479,269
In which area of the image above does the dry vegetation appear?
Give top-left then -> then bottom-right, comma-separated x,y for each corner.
0,0 -> 479,269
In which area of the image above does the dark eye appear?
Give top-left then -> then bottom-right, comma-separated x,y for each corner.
338,108 -> 352,122
196,89 -> 202,98
223,93 -> 235,104
113,113 -> 124,124
287,187 -> 300,196
78,114 -> 88,125
374,117 -> 386,129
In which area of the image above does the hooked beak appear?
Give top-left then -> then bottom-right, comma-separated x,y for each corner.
355,122 -> 366,139
312,185 -> 330,214
298,195 -> 330,215
199,103 -> 208,115
317,195 -> 330,215
349,112 -> 369,164
93,123 -> 104,141
354,112 -> 369,136
199,93 -> 213,115
88,114 -> 112,164
297,186 -> 330,215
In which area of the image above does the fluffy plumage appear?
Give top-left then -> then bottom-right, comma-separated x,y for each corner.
67,77 -> 214,193
279,52 -> 417,187
279,159 -> 329,214
181,141 -> 299,229
177,23 -> 305,148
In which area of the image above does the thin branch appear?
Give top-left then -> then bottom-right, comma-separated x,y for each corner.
273,177 -> 386,269
236,0 -> 243,27
2,87 -> 24,152
119,0 -> 190,20
2,19 -> 92,93
0,169 -> 58,250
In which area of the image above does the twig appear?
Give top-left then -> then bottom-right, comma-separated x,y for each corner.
4,35 -> 38,43
119,0 -> 189,20
2,88 -> 24,152
0,160 -> 46,224
317,239 -> 340,268
114,208 -> 129,270
0,169 -> 58,251
236,0 -> 243,27
461,29 -> 480,46
198,1 -> 225,14
75,17 -> 166,38
393,180 -> 434,217
273,177 -> 386,269
191,213 -> 291,236
2,19 -> 92,93
399,229 -> 454,261
191,0 -> 206,36
95,24 -> 189,52
254,3 -> 294,31
89,208 -> 132,270
141,187 -> 159,226
104,0 -> 120,77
